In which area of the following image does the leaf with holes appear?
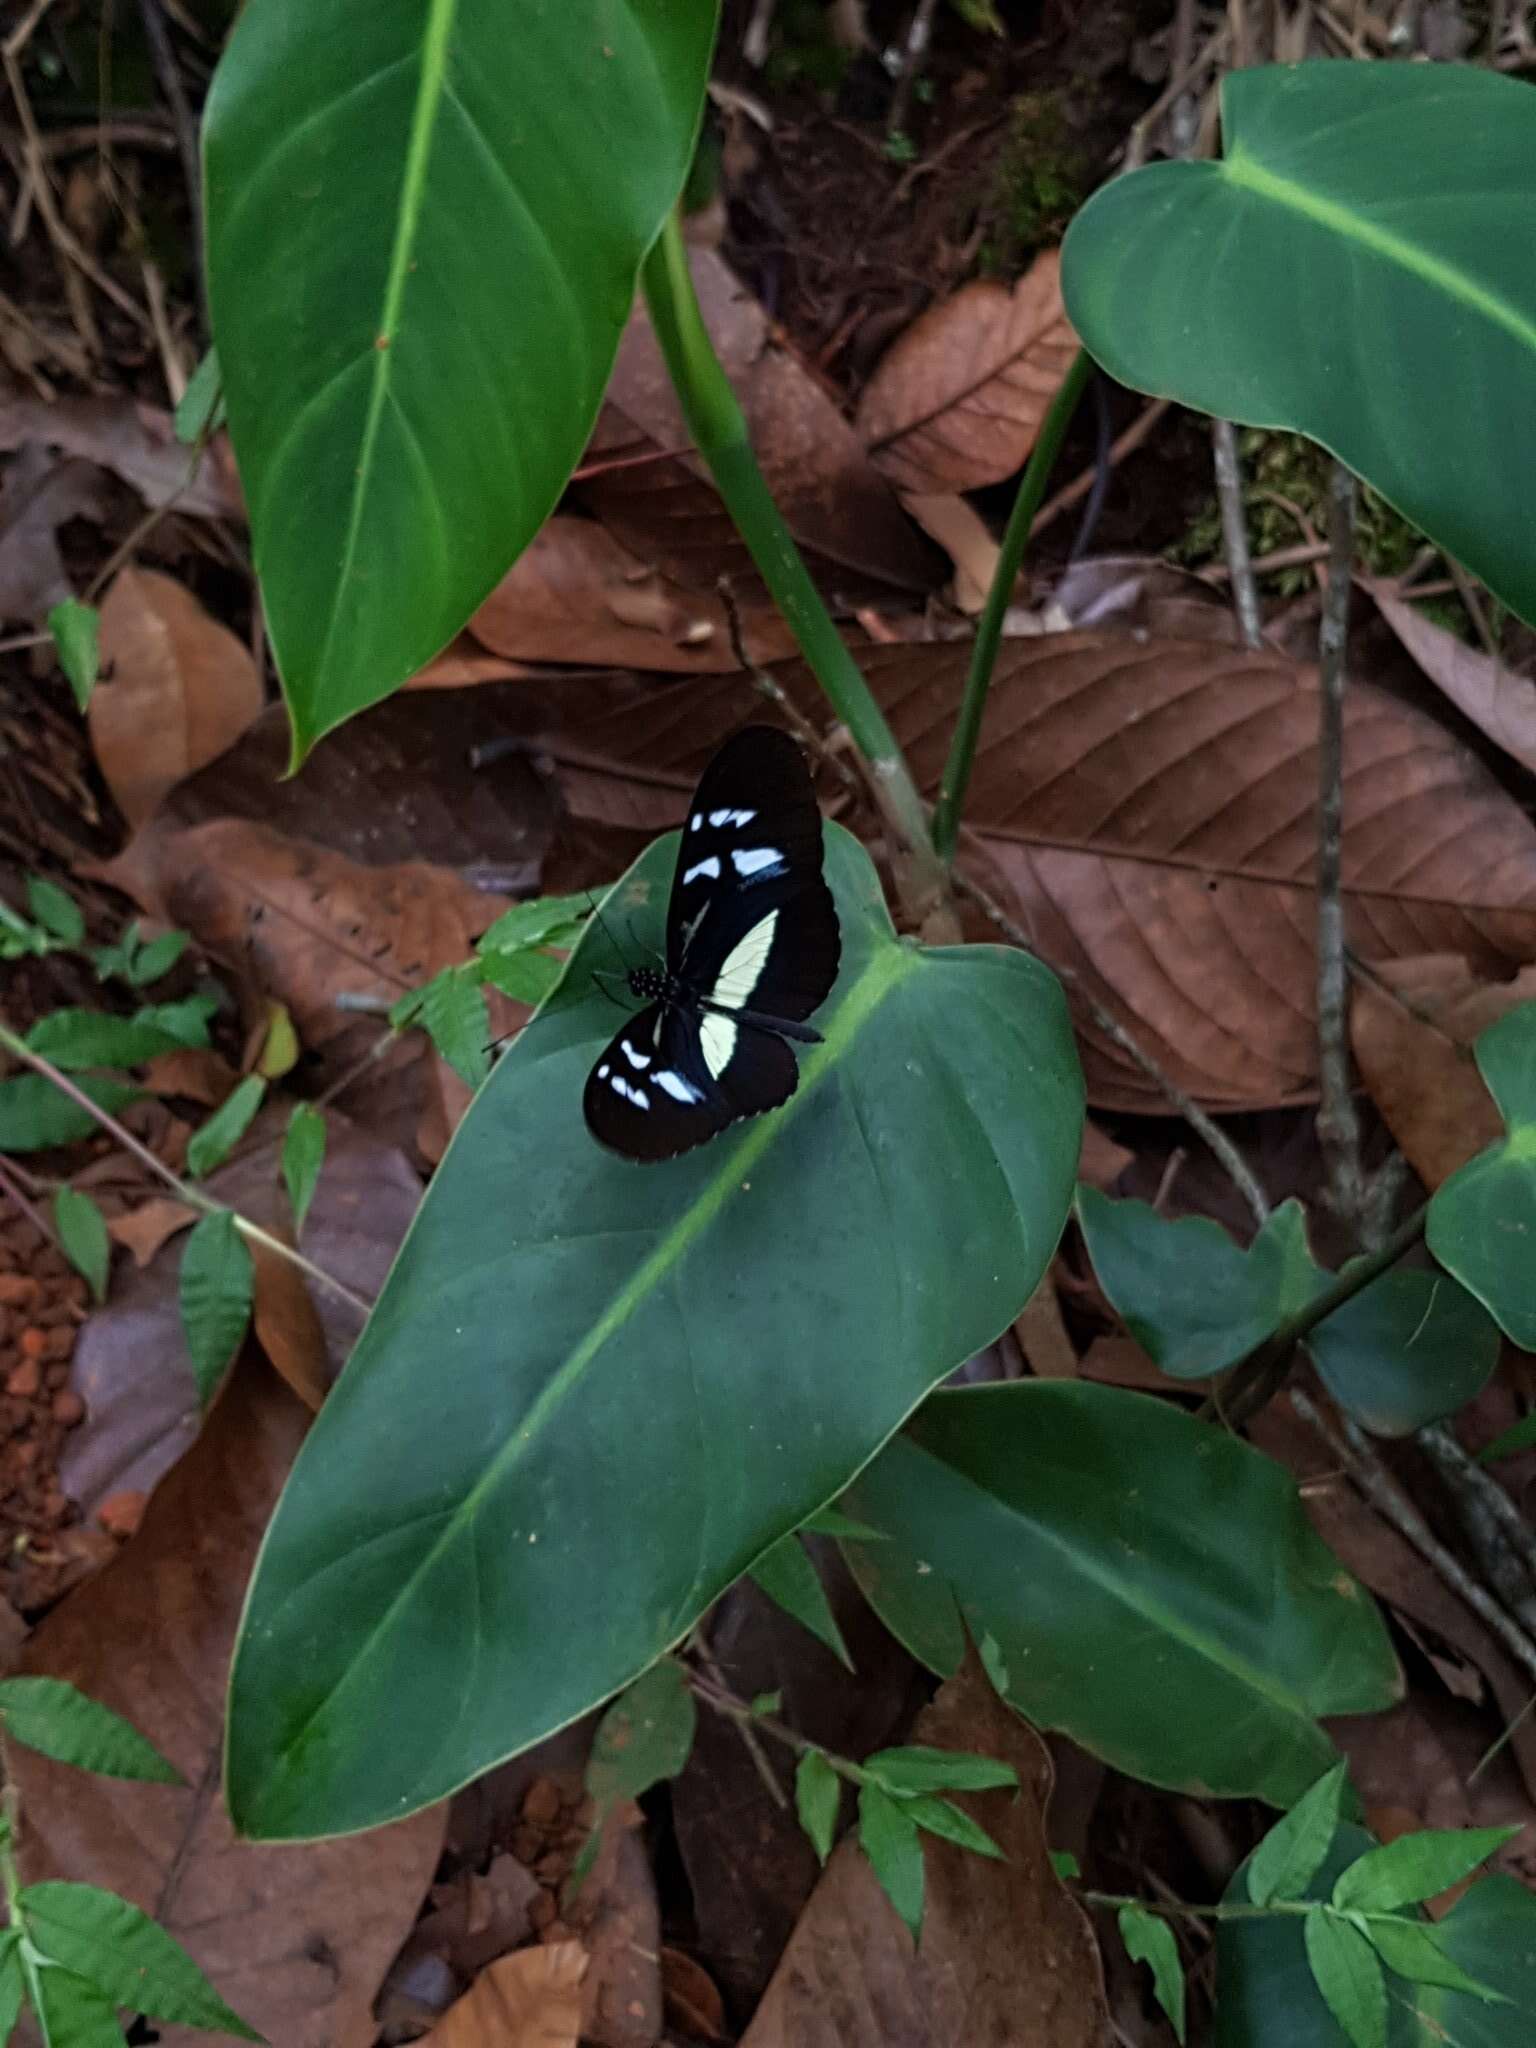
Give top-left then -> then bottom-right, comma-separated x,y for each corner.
225,825 -> 1082,1838
203,0 -> 718,760
1062,63 -> 1536,627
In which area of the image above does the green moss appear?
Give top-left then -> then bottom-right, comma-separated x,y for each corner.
977,95 -> 1087,273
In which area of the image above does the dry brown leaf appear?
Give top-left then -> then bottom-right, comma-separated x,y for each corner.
856,250 -> 1080,493
896,491 -> 999,614
0,445 -> 110,620
1350,956 -> 1532,1187
661,1949 -> 725,2042
1371,582 -> 1536,776
1054,553 -> 1242,643
106,1196 -> 197,1267
422,1941 -> 588,2048
89,567 -> 264,827
537,636 -> 1536,1109
568,1806 -> 662,2048
408,633 -> 541,688
1014,1269 -> 1078,1379
577,247 -> 939,600
1078,1118 -> 1133,1191
0,387 -> 242,520
1078,1334 -> 1187,1392
741,1655 -> 1107,2047
15,1359 -> 445,2048
468,515 -> 796,673
141,1045 -> 241,1105
250,1228 -> 329,1411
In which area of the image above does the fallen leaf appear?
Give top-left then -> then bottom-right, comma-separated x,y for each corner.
577,248 -> 940,600
1053,552 -> 1243,643
421,1940 -> 588,2048
896,491 -> 999,614
89,568 -> 264,827
1077,1118 -> 1133,1191
467,515 -> 796,673
141,1046 -> 241,1106
1350,957 -> 1533,1187
249,1227 -> 329,1411
0,446 -> 110,621
661,1949 -> 725,2042
856,250 -> 1080,493
1371,582 -> 1536,777
568,1807 -> 663,2048
62,1108 -> 419,1519
740,1655 -> 1108,2047
538,638 -> 1536,1108
15,1357 -> 444,2048
0,386 -> 243,521
106,1196 -> 198,1267
1014,1269 -> 1078,1380
1077,1334 -> 1177,1392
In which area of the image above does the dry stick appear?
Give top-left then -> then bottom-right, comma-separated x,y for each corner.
1416,1420 -> 1536,1627
1211,418 -> 1264,652
1291,1387 -> 1536,1687
0,1151 -> 55,1247
1029,400 -> 1170,540
0,1023 -> 371,1317
1314,463 -> 1368,1227
137,0 -> 205,335
950,867 -> 1272,1230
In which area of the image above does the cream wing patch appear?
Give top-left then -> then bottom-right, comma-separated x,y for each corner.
710,912 -> 778,1012
700,1013 -> 737,1080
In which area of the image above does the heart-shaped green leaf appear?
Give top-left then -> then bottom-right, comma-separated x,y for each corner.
842,1382 -> 1400,1806
204,0 -> 718,761
1427,1004 -> 1536,1349
1062,62 -> 1536,627
226,824 -> 1082,1838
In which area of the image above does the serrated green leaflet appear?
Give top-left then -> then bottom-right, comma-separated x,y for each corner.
1062,63 -> 1536,627
203,0 -> 718,761
179,1211 -> 254,1404
796,1751 -> 840,1864
50,1190 -> 109,1306
858,1782 -> 925,1941
748,1533 -> 852,1669
0,1677 -> 180,1783
186,1075 -> 266,1179
1247,1763 -> 1349,1906
226,825 -> 1081,1837
1120,1904 -> 1187,2045
21,1882 -> 258,2036
282,1103 -> 326,1237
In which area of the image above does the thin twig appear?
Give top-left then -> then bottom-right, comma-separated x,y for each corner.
1416,1421 -> 1536,1628
0,1022 -> 371,1316
1030,400 -> 1170,540
0,1152 -> 56,1247
137,0 -> 207,337
1291,1386 -> 1536,1688
1314,462 -> 1367,1226
951,867 -> 1271,1229
1211,419 -> 1264,650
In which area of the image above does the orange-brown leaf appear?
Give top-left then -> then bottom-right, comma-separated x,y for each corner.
421,1941 -> 588,2048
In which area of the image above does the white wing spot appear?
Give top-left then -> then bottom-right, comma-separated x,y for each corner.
700,1012 -> 737,1079
656,1070 -> 704,1104
732,846 -> 783,877
621,1039 -> 651,1070
689,814 -> 703,831
683,856 -> 721,885
610,1075 -> 650,1108
597,1064 -> 610,1079
709,807 -> 756,828
712,912 -> 778,1010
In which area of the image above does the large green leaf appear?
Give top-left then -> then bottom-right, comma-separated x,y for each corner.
1427,1004 -> 1536,1350
1061,63 -> 1536,627
203,0 -> 718,761
842,1383 -> 1400,1806
226,825 -> 1082,1838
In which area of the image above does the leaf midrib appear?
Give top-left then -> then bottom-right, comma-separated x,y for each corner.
265,938 -> 917,1786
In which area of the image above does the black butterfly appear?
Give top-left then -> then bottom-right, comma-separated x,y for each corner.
583,725 -> 841,1162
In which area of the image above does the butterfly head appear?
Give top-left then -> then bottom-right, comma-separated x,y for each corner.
629,964 -> 669,1002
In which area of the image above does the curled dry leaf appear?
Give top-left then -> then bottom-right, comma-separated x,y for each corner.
15,1359 -> 445,2048
141,1046 -> 241,1105
897,492 -> 1000,615
467,514 -> 796,673
1350,956 -> 1536,1188
740,1654 -> 1108,2048
106,1196 -> 198,1268
421,1939 -> 588,2048
856,249 -> 1080,493
407,633 -> 540,689
577,247 -> 940,601
0,446 -> 110,620
249,1226 -> 330,1412
1371,582 -> 1536,777
90,567 -> 264,827
537,636 -> 1536,1109
0,388 -> 243,521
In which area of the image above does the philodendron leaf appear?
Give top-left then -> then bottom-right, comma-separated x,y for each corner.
1062,62 -> 1536,629
1427,1004 -> 1536,1349
843,1383 -> 1399,1808
203,0 -> 718,761
1077,1188 -> 1498,1432
226,825 -> 1082,1839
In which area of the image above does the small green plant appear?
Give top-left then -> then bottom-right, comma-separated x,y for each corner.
977,93 -> 1086,272
0,1678 -> 256,2041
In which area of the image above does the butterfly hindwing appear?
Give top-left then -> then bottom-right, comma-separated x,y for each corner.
582,1001 -> 798,1162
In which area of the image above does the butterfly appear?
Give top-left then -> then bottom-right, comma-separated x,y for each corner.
583,725 -> 842,1162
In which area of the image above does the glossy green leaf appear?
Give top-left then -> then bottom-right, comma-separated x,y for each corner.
899,1793 -> 1002,1860
796,1750 -> 841,1864
748,1533 -> 853,1669
281,1103 -> 327,1237
25,874 -> 84,944
178,1211 -> 254,1404
1078,1189 -> 1497,1431
186,1075 -> 266,1178
46,598 -> 100,711
863,1746 -> 1017,1797
22,1881 -> 259,2036
0,1677 -> 180,1783
858,1783 -> 924,1942
1364,1917 -> 1508,2005
174,346 -> 226,444
584,1657 -> 697,1812
1416,1877 -> 1536,2041
1334,1828 -> 1520,1915
1120,1904 -> 1187,2045
0,1074 -> 139,1152
26,1963 -> 125,2048
1428,1005 -> 1536,1350
1061,63 -> 1536,628
478,949 -> 564,1008
1247,1763 -> 1350,1907
203,0 -> 718,761
1305,1909 -> 1387,2048
843,1383 -> 1399,1807
801,1506 -> 886,1542
479,894 -> 593,954
226,824 -> 1082,1838
51,1188 -> 110,1305
27,1006 -> 200,1071
420,965 -> 491,1092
